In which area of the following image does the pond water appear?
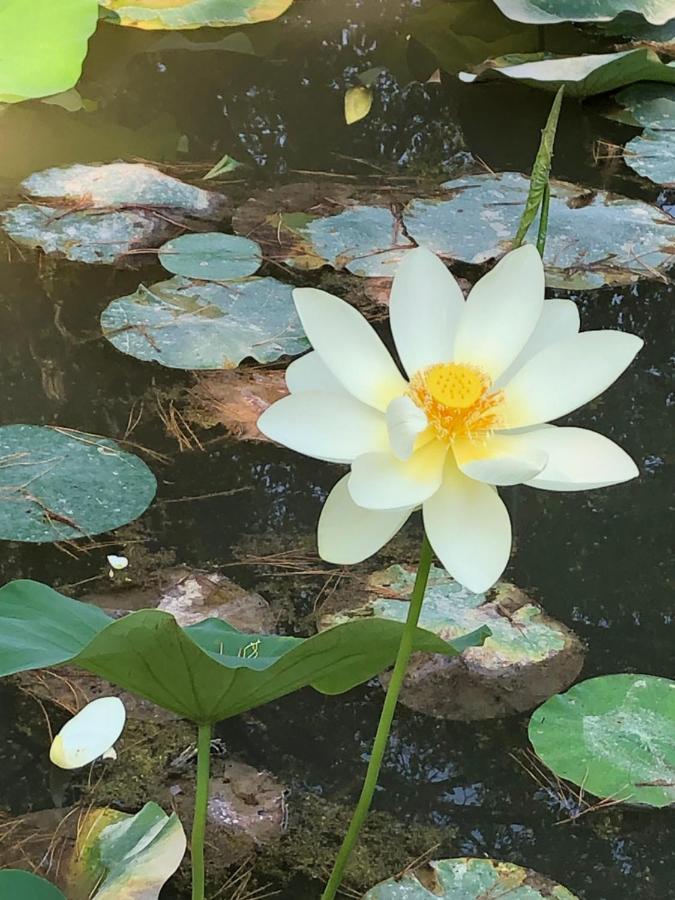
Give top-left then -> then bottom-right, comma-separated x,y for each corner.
0,1 -> 672,898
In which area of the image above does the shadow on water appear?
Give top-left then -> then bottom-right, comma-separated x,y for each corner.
0,0 -> 673,897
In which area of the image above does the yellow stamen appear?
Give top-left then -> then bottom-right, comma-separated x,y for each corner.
410,362 -> 503,444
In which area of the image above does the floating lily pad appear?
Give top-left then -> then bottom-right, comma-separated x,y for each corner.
0,871 -> 65,900
459,49 -> 675,97
100,0 -> 294,29
407,172 -> 675,289
594,11 -> 675,49
0,0 -> 98,104
158,232 -> 262,279
0,426 -> 156,543
320,565 -> 584,720
529,674 -> 675,808
492,0 -> 674,25
1,163 -> 227,265
608,84 -> 675,186
101,275 -> 308,369
364,857 -> 578,899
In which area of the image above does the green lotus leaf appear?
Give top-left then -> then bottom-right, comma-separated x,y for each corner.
158,233 -> 262,280
101,275 -> 309,369
364,857 -> 578,898
0,426 -> 156,543
0,580 -> 488,724
608,84 -> 675,186
491,0 -> 674,25
459,49 -> 675,97
529,674 -> 675,808
100,0 -> 295,30
0,870 -> 66,899
0,0 -> 99,104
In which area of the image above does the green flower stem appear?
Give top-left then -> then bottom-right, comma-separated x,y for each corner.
192,722 -> 212,900
321,534 -> 435,900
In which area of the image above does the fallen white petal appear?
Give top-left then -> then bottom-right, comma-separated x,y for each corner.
258,391 -> 388,463
453,244 -> 544,381
101,746 -> 118,761
515,425 -> 640,491
285,350 -> 345,394
50,697 -> 126,770
318,474 -> 413,564
293,287 -> 408,411
389,247 -> 464,376
385,394 -> 428,460
500,330 -> 644,428
497,297 -> 580,387
453,432 -> 548,486
423,457 -> 512,592
106,554 -> 128,570
349,439 -> 448,510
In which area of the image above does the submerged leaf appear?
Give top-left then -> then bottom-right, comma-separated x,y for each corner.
0,580 -> 488,724
101,275 -> 308,369
364,857 -> 578,898
0,425 -> 156,543
529,674 -> 675,808
100,0 -> 295,29
158,232 -> 262,279
0,0 -> 99,104
460,48 -> 675,97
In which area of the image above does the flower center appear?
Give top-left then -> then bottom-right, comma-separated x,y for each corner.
410,362 -> 503,443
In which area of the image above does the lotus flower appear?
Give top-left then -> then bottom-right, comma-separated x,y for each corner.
259,245 -> 641,592
50,697 -> 126,769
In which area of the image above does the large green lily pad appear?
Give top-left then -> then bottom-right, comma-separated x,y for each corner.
459,49 -> 675,97
364,857 -> 578,899
492,0 -> 674,25
608,84 -> 675,186
72,803 -> 186,900
409,172 -> 675,288
0,871 -> 65,900
100,0 -> 294,29
0,426 -> 156,543
1,163 -> 227,266
0,579 -> 487,724
320,565 -> 584,720
529,674 -> 675,808
158,232 -> 262,279
0,0 -> 99,104
101,275 -> 308,369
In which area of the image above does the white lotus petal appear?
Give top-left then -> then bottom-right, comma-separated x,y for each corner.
453,244 -> 544,381
453,432 -> 547,485
50,697 -> 126,770
318,474 -> 413,564
389,246 -> 464,376
258,391 -> 388,463
101,746 -> 118,761
106,554 -> 128,570
497,298 -> 580,387
500,330 -> 644,428
423,458 -> 512,592
513,425 -> 640,491
385,394 -> 428,460
285,350 -> 345,394
349,439 -> 448,510
293,287 -> 407,410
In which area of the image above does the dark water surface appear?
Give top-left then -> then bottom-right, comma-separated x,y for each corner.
0,1 -> 673,897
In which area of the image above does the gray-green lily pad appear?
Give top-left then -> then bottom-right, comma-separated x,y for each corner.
0,163 -> 227,266
492,0 -> 674,25
0,871 -> 65,900
101,275 -> 308,369
158,232 -> 262,280
364,857 -> 578,899
320,565 -> 584,720
608,84 -> 675,186
406,172 -> 675,289
0,425 -> 156,543
459,49 -> 675,97
594,11 -> 675,48
100,0 -> 294,29
529,674 -> 675,808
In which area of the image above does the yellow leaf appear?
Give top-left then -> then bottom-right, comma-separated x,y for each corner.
344,85 -> 373,125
